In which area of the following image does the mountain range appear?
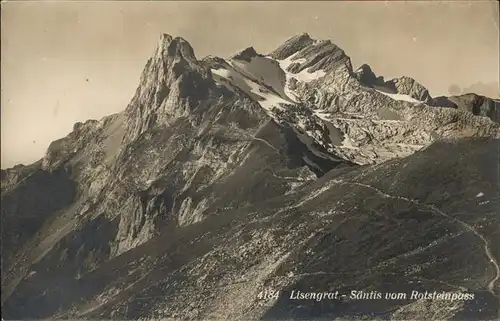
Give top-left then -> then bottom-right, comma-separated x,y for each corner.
1,32 -> 499,320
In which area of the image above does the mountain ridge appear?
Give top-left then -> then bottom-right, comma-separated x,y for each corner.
2,32 -> 499,171
1,32 -> 499,320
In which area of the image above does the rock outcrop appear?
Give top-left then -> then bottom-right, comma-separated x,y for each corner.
269,32 -> 315,60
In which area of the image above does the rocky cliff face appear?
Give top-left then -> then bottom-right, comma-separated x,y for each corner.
2,33 -> 499,321
431,94 -> 500,123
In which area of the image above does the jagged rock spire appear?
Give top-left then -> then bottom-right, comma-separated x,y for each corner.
385,76 -> 432,103
123,33 -> 212,141
153,33 -> 198,64
354,64 -> 379,86
231,46 -> 260,62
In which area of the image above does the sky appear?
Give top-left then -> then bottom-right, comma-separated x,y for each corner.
1,0 -> 499,168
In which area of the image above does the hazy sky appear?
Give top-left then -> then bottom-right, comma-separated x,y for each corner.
1,1 -> 499,168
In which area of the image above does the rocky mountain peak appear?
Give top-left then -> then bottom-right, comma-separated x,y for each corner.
286,39 -> 353,75
155,33 -> 196,59
231,46 -> 260,62
201,55 -> 231,70
433,93 -> 500,122
385,76 -> 432,103
158,33 -> 173,46
354,64 -> 432,104
152,34 -> 198,68
296,32 -> 312,40
123,34 -> 213,140
354,63 -> 383,86
269,32 -> 315,60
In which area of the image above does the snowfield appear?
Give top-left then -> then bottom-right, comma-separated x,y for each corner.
277,52 -> 327,85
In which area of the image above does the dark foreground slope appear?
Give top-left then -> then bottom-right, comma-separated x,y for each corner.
3,138 -> 499,320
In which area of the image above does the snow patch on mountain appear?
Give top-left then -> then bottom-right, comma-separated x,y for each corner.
275,52 -> 327,104
211,63 -> 289,117
254,86 -> 291,113
274,55 -> 300,102
295,69 -> 327,83
314,110 -> 332,122
229,56 -> 288,99
375,89 -> 423,104
210,38 -> 499,167
277,52 -> 327,84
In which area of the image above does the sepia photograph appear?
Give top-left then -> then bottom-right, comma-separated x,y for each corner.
1,1 -> 499,320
